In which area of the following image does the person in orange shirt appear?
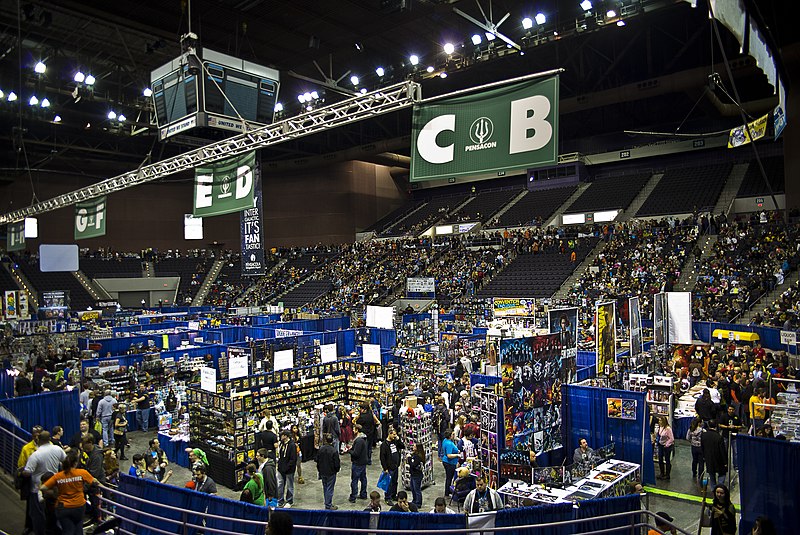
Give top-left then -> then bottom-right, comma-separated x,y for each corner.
41,450 -> 99,535
647,511 -> 677,535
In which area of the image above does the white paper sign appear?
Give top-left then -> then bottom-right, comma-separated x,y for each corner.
274,349 -> 294,371
275,328 -> 303,338
362,343 -> 382,364
366,305 -> 394,329
780,330 -> 797,345
406,277 -> 435,293
200,367 -> 216,392
320,343 -> 338,363
188,321 -> 200,330
229,349 -> 249,379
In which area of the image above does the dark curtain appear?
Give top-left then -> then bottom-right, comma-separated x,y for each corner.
563,384 -> 655,485
737,434 -> 800,535
0,371 -> 15,398
376,511 -> 466,531
0,389 -> 80,440
285,509 -> 372,535
575,495 -> 641,533
370,328 -> 397,351
495,502 -> 574,535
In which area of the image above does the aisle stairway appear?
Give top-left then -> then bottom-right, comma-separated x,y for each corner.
489,189 -> 529,224
545,183 -> 591,226
192,258 -> 225,306
618,172 -> 663,221
736,276 -> 796,325
73,270 -> 111,301
143,261 -> 154,277
552,238 -> 608,299
713,163 -> 749,216
675,233 -> 718,292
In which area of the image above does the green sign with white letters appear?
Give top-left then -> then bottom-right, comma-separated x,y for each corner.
74,196 -> 107,240
193,151 -> 256,217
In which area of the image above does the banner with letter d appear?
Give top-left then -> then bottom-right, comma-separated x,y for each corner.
410,76 -> 559,182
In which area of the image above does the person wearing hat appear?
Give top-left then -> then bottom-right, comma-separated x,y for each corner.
648,512 -> 676,535
186,448 -> 209,471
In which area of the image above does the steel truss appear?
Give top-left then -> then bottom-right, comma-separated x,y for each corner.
0,81 -> 421,224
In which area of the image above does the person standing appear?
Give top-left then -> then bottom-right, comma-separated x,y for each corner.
277,430 -> 298,507
749,388 -> 767,432
348,425 -> 369,503
112,403 -> 128,460
440,429 -> 461,495
322,404 -> 341,454
356,403 -> 377,464
408,443 -> 425,509
256,448 -> 278,499
23,430 -> 65,535
315,433 -> 340,510
701,421 -> 728,486
96,390 -> 117,447
134,386 -> 151,432
710,484 -> 737,535
40,451 -> 98,535
656,416 -> 674,480
290,424 -> 305,485
686,418 -> 705,480
379,427 -> 403,505
256,420 -> 279,461
192,465 -> 217,494
244,463 -> 265,506
718,405 -> 743,471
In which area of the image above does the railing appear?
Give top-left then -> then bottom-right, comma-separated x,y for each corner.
97,484 -> 695,535
0,416 -> 29,477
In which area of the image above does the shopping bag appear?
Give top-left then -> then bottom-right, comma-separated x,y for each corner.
377,471 -> 391,492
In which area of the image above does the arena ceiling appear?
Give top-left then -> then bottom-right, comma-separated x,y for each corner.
0,0 -> 795,192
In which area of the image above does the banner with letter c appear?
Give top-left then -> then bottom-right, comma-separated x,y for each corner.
410,76 -> 559,182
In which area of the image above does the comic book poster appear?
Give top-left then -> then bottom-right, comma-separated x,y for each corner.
548,307 -> 578,384
500,333 -> 563,454
629,297 -> 643,357
596,301 -> 616,376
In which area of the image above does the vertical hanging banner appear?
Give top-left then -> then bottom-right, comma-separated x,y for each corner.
410,76 -> 559,182
74,196 -> 107,239
666,291 -> 693,344
193,151 -> 256,217
6,221 -> 25,251
17,290 -> 29,320
240,158 -> 265,276
596,301 -> 617,376
628,297 -> 643,358
3,291 -> 18,319
653,292 -> 667,348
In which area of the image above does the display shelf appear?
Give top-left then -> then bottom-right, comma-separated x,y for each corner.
399,407 -> 435,489
770,391 -> 800,442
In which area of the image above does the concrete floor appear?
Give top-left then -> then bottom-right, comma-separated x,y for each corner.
0,430 -> 740,534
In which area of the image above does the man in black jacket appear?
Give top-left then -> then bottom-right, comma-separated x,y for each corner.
379,426 -> 404,505
256,420 -> 279,460
348,425 -> 369,502
315,433 -> 340,510
256,448 -> 278,499
700,421 -> 727,486
355,404 -> 376,464
277,430 -> 298,507
322,404 -> 341,453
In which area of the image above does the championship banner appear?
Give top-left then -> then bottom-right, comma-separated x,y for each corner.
193,151 -> 256,217
493,297 -> 535,317
596,301 -> 616,376
406,277 -> 435,294
727,113 -> 768,148
240,161 -> 265,276
410,76 -> 559,182
74,196 -> 107,240
6,221 -> 25,251
3,291 -> 18,319
629,297 -> 643,357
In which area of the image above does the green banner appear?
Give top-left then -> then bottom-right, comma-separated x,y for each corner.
74,196 -> 107,240
6,222 -> 25,251
410,76 -> 559,182
193,151 -> 256,217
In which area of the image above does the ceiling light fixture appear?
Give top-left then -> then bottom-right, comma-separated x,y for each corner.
74,71 -> 85,83
535,13 -> 546,25
7,91 -> 17,101
616,20 -> 626,26
34,61 -> 46,74
606,9 -> 617,17
484,32 -> 496,41
107,110 -> 116,120
40,98 -> 50,108
443,42 -> 455,55
409,54 -> 419,66
580,0 -> 593,11
29,95 -> 39,106
350,75 -> 360,86
375,67 -> 385,77
85,74 -> 96,85
522,18 -> 533,30
53,115 -> 61,123
274,103 -> 283,112
118,114 -> 126,122
426,66 -> 435,73
143,87 -> 153,97
471,34 -> 482,45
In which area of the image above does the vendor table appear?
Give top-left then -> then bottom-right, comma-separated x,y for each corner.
126,408 -> 156,432
673,416 -> 694,439
158,431 -> 190,468
498,460 -> 640,507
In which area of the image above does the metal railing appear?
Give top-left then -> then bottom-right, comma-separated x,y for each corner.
0,416 -> 30,477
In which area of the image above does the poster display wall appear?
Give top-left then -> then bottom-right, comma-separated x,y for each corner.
628,297 -> 643,358
499,333 -> 565,455
596,301 -> 617,376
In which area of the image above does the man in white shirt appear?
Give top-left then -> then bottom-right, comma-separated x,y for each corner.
24,431 -> 66,534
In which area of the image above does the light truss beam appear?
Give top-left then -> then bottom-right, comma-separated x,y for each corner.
0,80 -> 421,225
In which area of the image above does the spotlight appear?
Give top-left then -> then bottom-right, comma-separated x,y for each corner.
85,122 -> 91,129
8,91 -> 17,101
426,66 -> 435,73
375,67 -> 385,77
350,75 -> 359,86
409,54 -> 419,66
360,88 -> 367,94
0,90 -> 4,99
40,98 -> 50,108
143,87 -> 153,97
34,61 -> 46,74
616,20 -> 626,26
297,94 -> 306,103
471,34 -> 482,45
440,72 -> 448,79
522,18 -> 533,30
107,110 -> 117,120
29,95 -> 39,106
74,71 -> 85,83
310,91 -> 319,99
606,9 -> 617,17
118,114 -> 126,122
535,13 -> 546,25
580,0 -> 593,11
53,115 -> 61,123
303,92 -> 312,101
443,42 -> 455,55
274,102 -> 283,112
85,74 -> 95,85
484,32 -> 496,42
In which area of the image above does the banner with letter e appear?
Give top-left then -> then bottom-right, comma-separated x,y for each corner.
74,196 -> 107,239
193,151 -> 256,217
410,76 -> 559,182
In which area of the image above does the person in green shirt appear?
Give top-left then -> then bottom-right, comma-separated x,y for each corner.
244,463 -> 265,506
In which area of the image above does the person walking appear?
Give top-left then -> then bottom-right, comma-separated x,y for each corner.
347,425 -> 369,503
290,424 -> 305,485
356,403 -> 377,464
379,426 -> 403,505
408,443 -> 425,509
112,403 -> 129,460
96,390 -> 117,447
40,451 -> 98,535
686,417 -> 705,480
276,430 -> 298,507
655,416 -> 674,480
22,430 -> 65,535
701,421 -> 728,486
440,429 -> 461,495
710,484 -> 737,535
315,433 -> 340,510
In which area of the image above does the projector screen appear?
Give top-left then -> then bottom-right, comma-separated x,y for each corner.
362,343 -> 382,364
274,349 -> 294,371
320,343 -> 337,363
366,305 -> 394,329
39,244 -> 79,272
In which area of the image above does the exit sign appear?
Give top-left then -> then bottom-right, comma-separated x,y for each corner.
756,197 -> 764,207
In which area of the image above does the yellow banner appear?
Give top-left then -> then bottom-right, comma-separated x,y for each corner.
727,113 -> 768,148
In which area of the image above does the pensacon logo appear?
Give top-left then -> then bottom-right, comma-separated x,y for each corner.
465,117 -> 497,152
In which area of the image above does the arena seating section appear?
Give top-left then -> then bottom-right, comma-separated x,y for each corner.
636,164 -> 732,216
737,156 -> 785,197
79,256 -> 144,278
565,173 -> 651,213
279,279 -> 335,308
489,186 -> 577,228
153,256 -> 212,305
445,188 -> 520,223
0,265 -> 19,291
13,255 -> 95,310
382,194 -> 469,236
364,200 -> 420,234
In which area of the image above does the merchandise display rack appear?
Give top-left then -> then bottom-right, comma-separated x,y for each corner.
399,408 -> 436,490
478,387 -> 501,489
